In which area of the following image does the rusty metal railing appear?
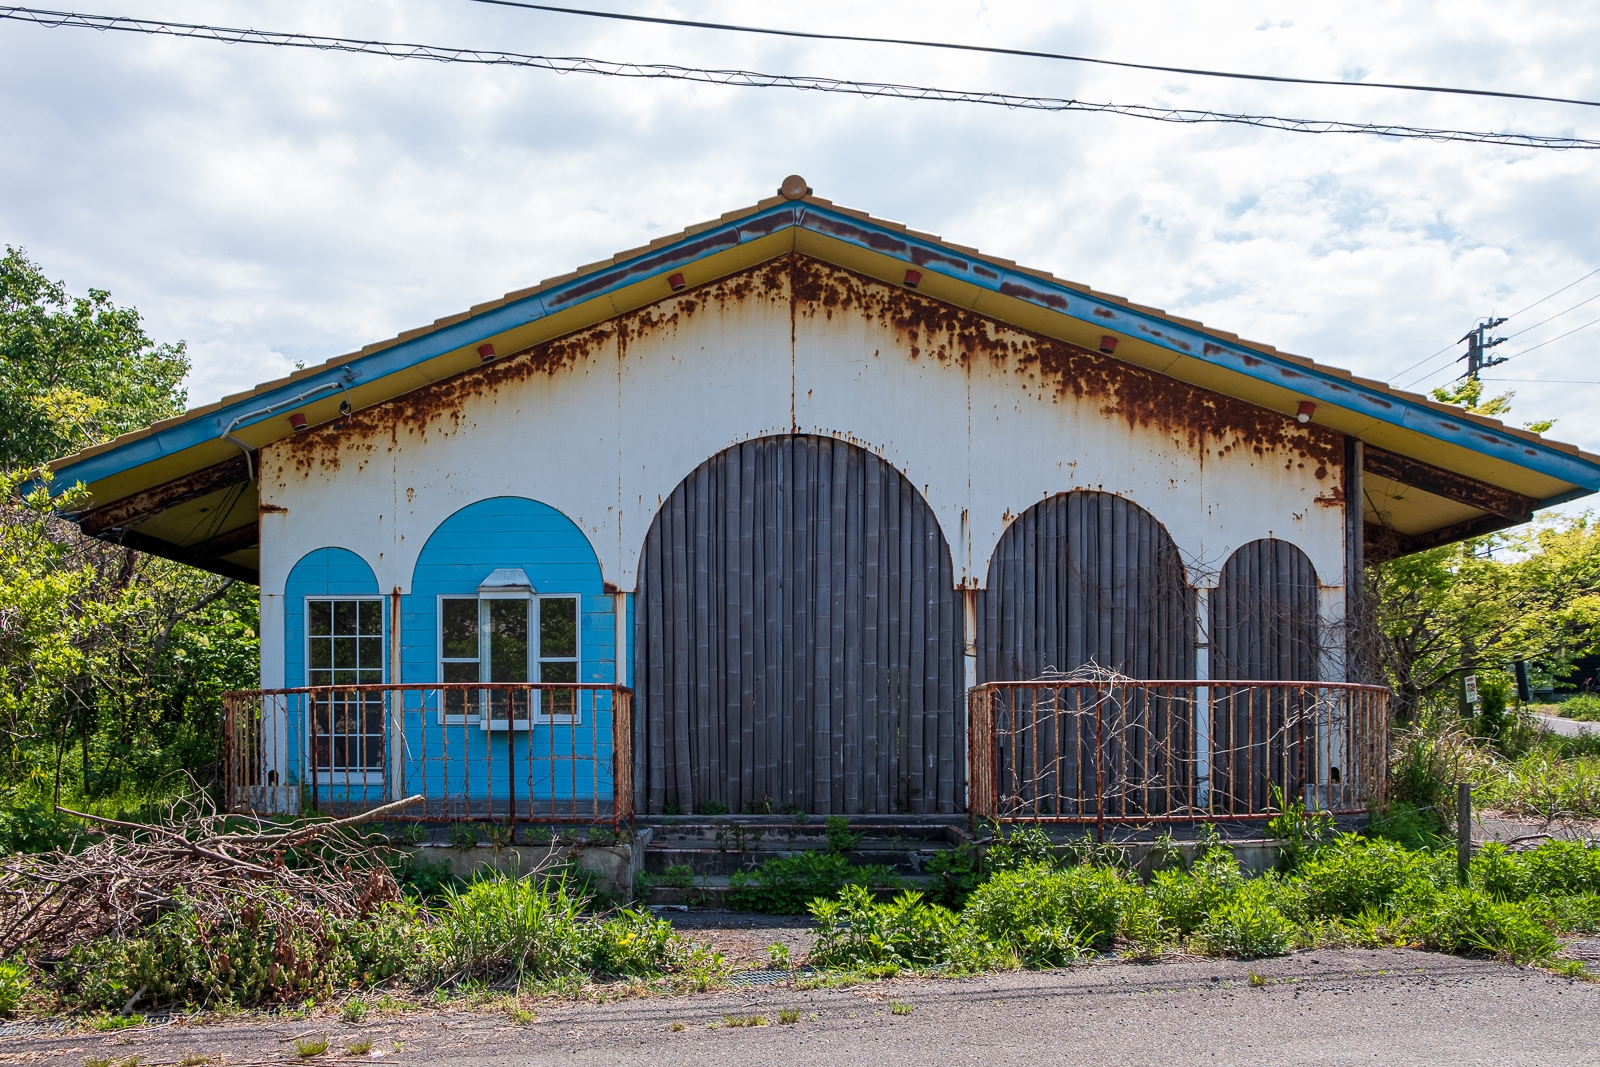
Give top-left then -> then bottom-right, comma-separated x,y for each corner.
967,679 -> 1388,836
223,683 -> 633,829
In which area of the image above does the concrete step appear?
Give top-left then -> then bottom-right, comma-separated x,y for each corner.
643,872 -> 935,909
645,844 -> 957,877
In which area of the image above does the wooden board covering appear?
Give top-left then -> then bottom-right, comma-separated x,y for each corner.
634,435 -> 963,816
1209,538 -> 1321,812
977,492 -> 1196,817
978,491 -> 1196,682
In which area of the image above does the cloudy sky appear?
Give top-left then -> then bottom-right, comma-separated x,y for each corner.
3,2 -> 1598,473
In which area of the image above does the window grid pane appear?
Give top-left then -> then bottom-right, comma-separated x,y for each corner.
307,598 -> 385,773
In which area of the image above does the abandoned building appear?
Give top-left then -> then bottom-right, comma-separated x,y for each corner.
49,177 -> 1600,830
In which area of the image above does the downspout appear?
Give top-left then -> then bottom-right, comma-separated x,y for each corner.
222,372 -> 356,481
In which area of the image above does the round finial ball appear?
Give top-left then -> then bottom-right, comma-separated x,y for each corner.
779,174 -> 811,200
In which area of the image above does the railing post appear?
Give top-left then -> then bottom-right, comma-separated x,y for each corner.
1094,685 -> 1106,843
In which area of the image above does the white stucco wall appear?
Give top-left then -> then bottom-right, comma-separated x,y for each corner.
258,256 -> 1349,685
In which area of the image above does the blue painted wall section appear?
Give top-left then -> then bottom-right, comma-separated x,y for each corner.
401,497 -> 614,809
281,547 -> 383,806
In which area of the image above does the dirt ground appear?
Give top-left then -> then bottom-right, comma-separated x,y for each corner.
649,907 -> 816,968
6,947 -> 1599,1067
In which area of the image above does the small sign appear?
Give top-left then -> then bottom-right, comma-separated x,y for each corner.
1464,674 -> 1480,705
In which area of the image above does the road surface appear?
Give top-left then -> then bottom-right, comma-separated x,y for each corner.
15,948 -> 1599,1067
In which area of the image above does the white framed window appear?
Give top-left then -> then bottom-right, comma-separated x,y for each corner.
437,586 -> 581,725
305,597 -> 385,780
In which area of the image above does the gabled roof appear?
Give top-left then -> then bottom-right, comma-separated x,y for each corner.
49,177 -> 1600,583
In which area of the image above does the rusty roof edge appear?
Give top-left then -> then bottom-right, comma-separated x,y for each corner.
48,194 -> 1600,500
788,203 -> 1600,492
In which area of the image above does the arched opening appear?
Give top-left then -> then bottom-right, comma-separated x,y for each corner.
979,490 -> 1194,681
1209,538 -> 1321,813
634,435 -> 962,816
977,491 -> 1195,817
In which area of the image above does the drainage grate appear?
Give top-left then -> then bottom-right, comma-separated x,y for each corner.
724,968 -> 813,987
0,1019 -> 69,1038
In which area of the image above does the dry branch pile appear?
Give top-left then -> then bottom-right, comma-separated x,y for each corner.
0,793 -> 420,959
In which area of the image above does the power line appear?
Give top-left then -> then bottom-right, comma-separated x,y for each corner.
1395,265 -> 1600,388
1481,377 -> 1600,384
1504,288 -> 1600,340
3,7 -> 1599,150
467,0 -> 1600,110
1391,340 -> 1464,386
1503,265 -> 1600,321
1496,313 -> 1600,364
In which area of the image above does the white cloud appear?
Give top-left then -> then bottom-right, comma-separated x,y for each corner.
2,0 -> 1598,471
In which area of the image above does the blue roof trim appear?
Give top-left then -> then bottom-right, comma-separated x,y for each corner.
55,200 -> 1600,495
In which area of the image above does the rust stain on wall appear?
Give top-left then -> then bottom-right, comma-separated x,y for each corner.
274,252 -> 1339,479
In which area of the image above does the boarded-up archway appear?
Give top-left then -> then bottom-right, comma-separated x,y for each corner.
1209,538 -> 1321,813
977,491 -> 1195,817
979,491 -> 1195,682
634,435 -> 962,816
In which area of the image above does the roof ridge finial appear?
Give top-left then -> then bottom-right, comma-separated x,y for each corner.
778,174 -> 812,200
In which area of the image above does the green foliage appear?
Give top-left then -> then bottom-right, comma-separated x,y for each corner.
658,863 -> 695,889
963,862 -> 1140,963
1194,879 -> 1298,958
447,823 -> 480,850
808,886 -> 964,970
0,957 -> 28,1017
1370,507 -> 1600,724
983,822 -> 1056,871
1558,694 -> 1600,722
727,851 -> 897,914
0,801 -> 82,854
1367,801 -> 1447,851
1297,835 -> 1450,918
1265,785 -> 1334,871
924,842 -> 983,907
1473,743 -> 1600,818
1410,887 -> 1559,963
394,853 -> 458,903
823,815 -> 861,855
0,246 -> 189,470
698,802 -> 729,816
1148,845 -> 1244,936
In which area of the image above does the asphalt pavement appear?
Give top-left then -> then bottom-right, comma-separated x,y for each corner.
16,949 -> 1599,1067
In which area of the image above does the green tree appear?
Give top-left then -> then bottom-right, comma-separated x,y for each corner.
0,249 -> 256,817
0,246 -> 189,470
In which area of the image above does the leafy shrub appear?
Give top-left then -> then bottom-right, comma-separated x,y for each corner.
1367,801 -> 1446,851
963,862 -> 1138,965
1265,786 -> 1334,872
924,843 -> 983,907
1195,880 -> 1297,958
1411,887 -> 1559,963
727,851 -> 896,914
983,823 -> 1056,872
808,887 -> 964,970
395,853 -> 458,902
0,958 -> 29,1017
1298,835 -> 1449,919
1558,693 -> 1600,722
0,803 -> 81,854
823,816 -> 861,855
1148,847 -> 1243,936
659,863 -> 696,889
1514,840 -> 1600,897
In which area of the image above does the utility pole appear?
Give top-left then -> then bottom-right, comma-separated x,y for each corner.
1458,317 -> 1508,380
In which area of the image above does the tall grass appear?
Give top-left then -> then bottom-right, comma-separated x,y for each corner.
429,874 -> 594,983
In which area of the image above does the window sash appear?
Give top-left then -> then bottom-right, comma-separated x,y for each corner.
305,597 -> 385,775
437,594 -> 582,720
